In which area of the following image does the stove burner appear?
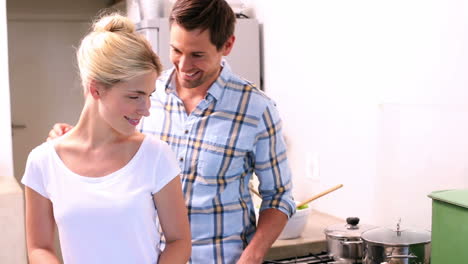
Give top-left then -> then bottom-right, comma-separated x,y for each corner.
263,252 -> 335,264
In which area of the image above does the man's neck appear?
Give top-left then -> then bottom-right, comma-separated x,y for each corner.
176,83 -> 209,100
175,83 -> 208,115
174,68 -> 222,114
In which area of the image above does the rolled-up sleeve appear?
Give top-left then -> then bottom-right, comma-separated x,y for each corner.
254,103 -> 296,218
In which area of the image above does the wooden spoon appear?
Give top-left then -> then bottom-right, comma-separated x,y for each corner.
296,184 -> 343,208
249,182 -> 262,198
249,183 -> 343,209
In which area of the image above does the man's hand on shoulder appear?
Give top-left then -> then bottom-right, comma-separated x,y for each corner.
47,123 -> 73,141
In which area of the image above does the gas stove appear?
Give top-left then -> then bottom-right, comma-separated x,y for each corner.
263,252 -> 335,264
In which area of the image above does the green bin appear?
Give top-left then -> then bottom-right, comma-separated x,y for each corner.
428,189 -> 468,264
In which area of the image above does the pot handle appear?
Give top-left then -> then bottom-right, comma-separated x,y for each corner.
386,253 -> 417,259
340,240 -> 362,245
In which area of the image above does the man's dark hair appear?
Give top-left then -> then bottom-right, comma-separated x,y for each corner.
169,0 -> 236,50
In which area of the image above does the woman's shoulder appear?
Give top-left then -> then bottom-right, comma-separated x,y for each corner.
140,135 -> 179,177
142,135 -> 172,154
27,140 -> 55,163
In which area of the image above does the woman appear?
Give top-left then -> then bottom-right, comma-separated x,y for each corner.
22,13 -> 191,264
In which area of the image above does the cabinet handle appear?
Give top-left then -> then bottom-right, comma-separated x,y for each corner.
11,123 -> 27,130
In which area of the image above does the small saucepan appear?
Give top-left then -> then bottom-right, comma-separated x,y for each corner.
325,217 -> 376,263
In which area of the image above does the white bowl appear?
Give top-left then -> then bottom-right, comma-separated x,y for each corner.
254,203 -> 312,240
278,204 -> 311,239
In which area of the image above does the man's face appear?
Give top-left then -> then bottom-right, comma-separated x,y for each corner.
169,23 -> 234,90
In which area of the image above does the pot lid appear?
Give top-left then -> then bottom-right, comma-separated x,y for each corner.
361,220 -> 431,246
325,217 -> 376,239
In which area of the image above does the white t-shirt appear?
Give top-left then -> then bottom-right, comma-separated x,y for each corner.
21,135 -> 180,264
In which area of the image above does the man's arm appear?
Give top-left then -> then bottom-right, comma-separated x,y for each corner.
237,209 -> 288,263
238,103 -> 296,264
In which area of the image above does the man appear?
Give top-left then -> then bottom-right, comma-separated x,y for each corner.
50,0 -> 295,263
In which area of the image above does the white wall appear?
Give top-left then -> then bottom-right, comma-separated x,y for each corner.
0,0 -> 13,178
248,0 -> 468,230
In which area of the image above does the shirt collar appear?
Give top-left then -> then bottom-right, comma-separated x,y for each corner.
163,60 -> 232,102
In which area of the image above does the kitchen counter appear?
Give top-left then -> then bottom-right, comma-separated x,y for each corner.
265,210 -> 344,260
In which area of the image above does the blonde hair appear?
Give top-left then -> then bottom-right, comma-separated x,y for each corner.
77,13 -> 162,89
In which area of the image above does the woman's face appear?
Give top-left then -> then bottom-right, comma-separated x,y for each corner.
97,71 -> 158,136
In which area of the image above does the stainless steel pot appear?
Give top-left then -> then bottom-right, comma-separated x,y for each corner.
360,221 -> 431,264
325,217 -> 376,263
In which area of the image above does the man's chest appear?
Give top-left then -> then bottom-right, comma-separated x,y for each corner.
142,106 -> 258,184
146,105 -> 259,150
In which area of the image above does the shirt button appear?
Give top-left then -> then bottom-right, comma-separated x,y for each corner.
184,129 -> 189,134
179,157 -> 184,162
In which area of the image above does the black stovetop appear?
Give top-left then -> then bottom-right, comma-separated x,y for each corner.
263,252 -> 335,264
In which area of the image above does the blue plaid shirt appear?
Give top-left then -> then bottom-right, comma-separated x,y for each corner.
140,61 -> 295,264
